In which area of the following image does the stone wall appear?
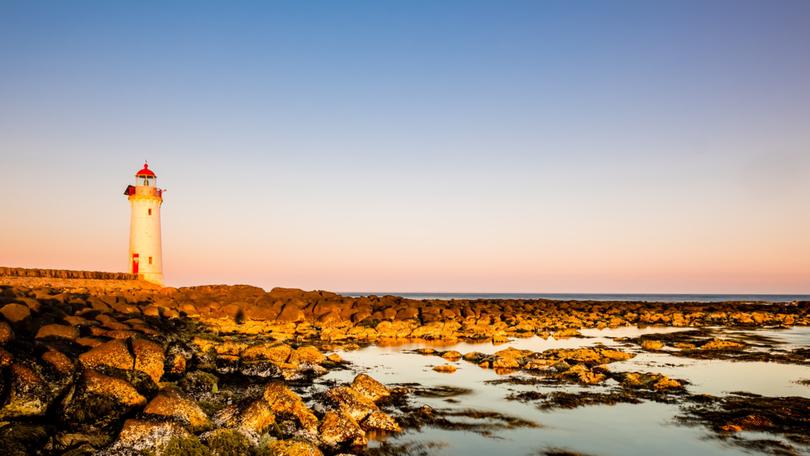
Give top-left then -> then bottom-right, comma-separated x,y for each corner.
0,266 -> 157,290
0,267 -> 138,280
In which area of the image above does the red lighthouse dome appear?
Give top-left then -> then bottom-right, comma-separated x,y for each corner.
135,162 -> 156,177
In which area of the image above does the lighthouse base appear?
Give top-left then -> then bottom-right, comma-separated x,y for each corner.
139,272 -> 164,286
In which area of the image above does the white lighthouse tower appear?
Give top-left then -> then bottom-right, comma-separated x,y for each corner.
124,162 -> 164,285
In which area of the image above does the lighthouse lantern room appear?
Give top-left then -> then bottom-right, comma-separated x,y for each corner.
124,162 -> 164,285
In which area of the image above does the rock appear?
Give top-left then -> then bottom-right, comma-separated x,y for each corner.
559,364 -> 606,385
553,328 -> 582,338
0,321 -> 13,343
35,324 -> 78,341
263,382 -> 319,432
144,389 -> 211,431
350,373 -> 390,402
79,339 -> 133,371
0,303 -> 30,323
241,342 -> 292,364
268,439 -> 324,456
178,370 -> 219,398
361,410 -> 400,432
132,338 -> 166,384
214,399 -> 276,434
654,376 -> 682,390
239,359 -> 283,378
523,358 -> 555,370
115,418 -> 191,454
63,370 -> 147,427
15,297 -> 41,312
433,364 -> 457,373
0,363 -> 53,419
619,371 -> 682,390
462,351 -> 486,362
641,340 -> 664,351
326,353 -> 343,363
41,350 -> 74,375
544,347 -> 634,366
289,345 -> 326,365
492,355 -> 521,369
701,339 -> 745,350
75,337 -> 103,348
441,350 -> 462,361
319,410 -> 367,447
325,386 -> 379,422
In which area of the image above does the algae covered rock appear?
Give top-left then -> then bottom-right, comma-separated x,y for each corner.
114,418 -> 192,454
269,438 -> 324,456
79,339 -> 133,372
318,410 -> 367,447
361,410 -> 401,432
143,388 -> 211,431
0,363 -> 54,419
62,370 -> 146,429
132,337 -> 166,384
350,373 -> 390,402
324,386 -> 378,422
262,382 -> 318,432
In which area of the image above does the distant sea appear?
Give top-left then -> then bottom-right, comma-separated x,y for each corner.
342,292 -> 810,303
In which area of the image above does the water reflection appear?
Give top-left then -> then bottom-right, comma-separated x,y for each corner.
321,326 -> 810,455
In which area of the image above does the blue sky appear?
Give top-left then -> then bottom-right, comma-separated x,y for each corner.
1,1 -> 809,292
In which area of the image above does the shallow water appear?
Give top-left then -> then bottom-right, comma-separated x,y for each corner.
320,326 -> 810,456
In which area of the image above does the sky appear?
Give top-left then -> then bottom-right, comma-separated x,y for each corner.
1,1 -> 809,293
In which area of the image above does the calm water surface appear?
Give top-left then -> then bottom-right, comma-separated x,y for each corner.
344,293 -> 810,303
317,326 -> 810,456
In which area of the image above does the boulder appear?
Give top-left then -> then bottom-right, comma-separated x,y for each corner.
324,386 -> 378,422
214,399 -> 276,434
319,410 -> 367,447
115,419 -> 191,454
361,410 -> 401,432
269,439 -> 324,456
143,389 -> 211,431
0,321 -> 13,343
79,339 -> 133,371
619,371 -> 682,390
35,324 -> 78,341
263,382 -> 318,432
433,364 -> 457,373
441,350 -> 462,361
41,350 -> 74,375
289,345 -> 326,365
641,340 -> 664,351
559,364 -> 606,385
0,303 -> 30,323
62,370 -> 146,428
350,373 -> 390,402
241,342 -> 292,364
132,338 -> 166,384
0,363 -> 53,419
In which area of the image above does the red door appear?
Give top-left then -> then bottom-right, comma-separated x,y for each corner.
132,254 -> 140,274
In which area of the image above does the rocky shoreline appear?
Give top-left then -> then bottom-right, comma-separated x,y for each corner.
0,282 -> 808,455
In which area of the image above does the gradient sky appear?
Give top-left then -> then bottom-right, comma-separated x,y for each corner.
1,1 -> 809,293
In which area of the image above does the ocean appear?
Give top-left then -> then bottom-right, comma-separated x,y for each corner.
343,292 -> 810,302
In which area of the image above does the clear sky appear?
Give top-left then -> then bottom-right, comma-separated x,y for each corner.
1,1 -> 809,293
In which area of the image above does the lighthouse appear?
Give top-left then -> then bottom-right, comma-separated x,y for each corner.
124,162 -> 164,285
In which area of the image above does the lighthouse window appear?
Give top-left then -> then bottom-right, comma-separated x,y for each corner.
148,256 -> 153,265
148,208 -> 152,216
